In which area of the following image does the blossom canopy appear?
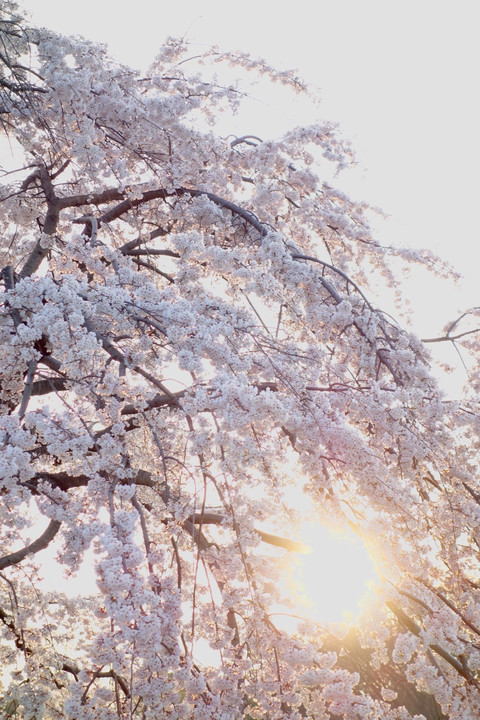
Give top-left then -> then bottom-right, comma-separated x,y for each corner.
1,3 -> 480,719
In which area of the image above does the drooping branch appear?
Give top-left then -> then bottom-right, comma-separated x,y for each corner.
75,318 -> 183,405
0,519 -> 62,571
0,601 -> 131,699
418,579 -> 480,639
291,253 -> 373,309
69,182 -> 404,382
0,603 -> 32,654
0,10 -> 47,130
27,470 -> 306,554
12,169 -> 407,387
189,511 -> 310,552
386,601 -> 476,683
70,184 -> 267,237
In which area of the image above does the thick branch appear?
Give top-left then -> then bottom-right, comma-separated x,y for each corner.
120,389 -> 186,416
29,471 -> 305,553
18,359 -> 37,418
189,512 -> 309,552
31,376 -> 69,396
19,165 -> 60,278
0,519 -> 61,570
387,601 -> 475,682
291,253 -> 373,309
69,185 -> 267,237
1,264 -> 21,326
32,468 -> 160,493
255,529 -> 309,553
123,247 -> 180,258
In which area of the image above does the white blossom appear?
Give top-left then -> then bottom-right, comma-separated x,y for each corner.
1,4 -> 480,719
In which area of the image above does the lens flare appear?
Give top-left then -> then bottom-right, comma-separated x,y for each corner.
285,523 -> 378,625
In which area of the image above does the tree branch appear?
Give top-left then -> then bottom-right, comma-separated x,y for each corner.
1,264 -> 21,327
0,604 -> 32,654
31,376 -> 69,396
386,601 -> 476,682
27,471 -> 306,554
17,359 -> 37,418
0,519 -> 62,570
189,512 -> 310,552
19,165 -> 60,278
69,185 -> 267,237
291,253 -> 373,309
422,329 -> 480,344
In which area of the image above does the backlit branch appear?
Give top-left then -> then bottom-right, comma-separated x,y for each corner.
387,601 -> 476,683
0,519 -> 62,571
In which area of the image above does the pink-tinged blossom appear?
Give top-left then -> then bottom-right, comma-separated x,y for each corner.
2,2 -> 480,719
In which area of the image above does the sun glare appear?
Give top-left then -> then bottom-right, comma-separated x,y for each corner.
285,523 -> 378,625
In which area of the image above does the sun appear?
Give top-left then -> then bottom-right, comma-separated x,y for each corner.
284,522 -> 378,625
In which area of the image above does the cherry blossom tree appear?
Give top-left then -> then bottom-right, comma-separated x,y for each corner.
1,3 -> 480,719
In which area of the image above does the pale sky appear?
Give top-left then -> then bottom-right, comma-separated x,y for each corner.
18,0 -> 480,343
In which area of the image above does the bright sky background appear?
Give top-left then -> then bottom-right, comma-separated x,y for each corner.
18,0 -> 480,366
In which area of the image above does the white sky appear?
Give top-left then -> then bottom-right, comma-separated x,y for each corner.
18,0 -> 480,349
